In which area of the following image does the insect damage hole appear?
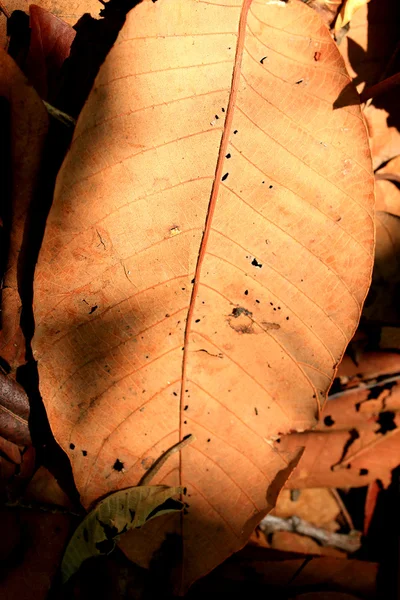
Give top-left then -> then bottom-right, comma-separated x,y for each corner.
113,458 -> 124,472
251,258 -> 263,268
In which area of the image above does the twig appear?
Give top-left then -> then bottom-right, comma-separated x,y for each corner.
259,514 -> 361,553
360,72 -> 400,104
43,101 -> 76,128
327,373 -> 400,401
329,487 -> 355,531
4,500 -> 83,517
139,434 -> 194,486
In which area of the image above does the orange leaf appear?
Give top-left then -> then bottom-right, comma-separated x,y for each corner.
33,0 -> 374,590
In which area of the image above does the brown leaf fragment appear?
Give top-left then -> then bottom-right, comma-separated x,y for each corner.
0,49 -> 48,371
25,5 -> 76,101
0,371 -> 30,445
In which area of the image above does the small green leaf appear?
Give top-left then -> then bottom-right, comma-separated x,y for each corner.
61,485 -> 183,582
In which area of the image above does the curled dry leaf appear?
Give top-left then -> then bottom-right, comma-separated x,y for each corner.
0,48 -> 48,371
61,485 -> 183,583
33,0 -> 374,590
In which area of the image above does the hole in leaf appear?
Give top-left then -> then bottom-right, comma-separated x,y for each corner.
113,459 -> 124,472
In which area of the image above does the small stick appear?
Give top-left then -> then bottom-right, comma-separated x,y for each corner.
139,434 -> 194,486
327,373 -> 400,401
329,487 -> 355,531
259,514 -> 361,553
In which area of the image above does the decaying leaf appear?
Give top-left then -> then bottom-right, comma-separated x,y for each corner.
0,48 -> 48,371
61,484 -> 183,582
33,0 -> 374,589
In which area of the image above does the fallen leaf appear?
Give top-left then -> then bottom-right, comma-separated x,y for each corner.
204,546 -> 378,599
24,466 -> 73,508
375,155 -> 400,216
25,5 -> 76,101
335,0 -> 371,32
0,508 -> 72,600
363,211 -> 400,325
0,0 -> 100,48
33,0 -> 374,590
338,0 -> 400,169
61,484 -> 183,583
0,48 -> 48,371
302,0 -> 342,28
281,386 -> 400,488
0,371 -> 30,445
273,488 -> 340,528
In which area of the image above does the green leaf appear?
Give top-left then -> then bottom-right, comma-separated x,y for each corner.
61,485 -> 184,582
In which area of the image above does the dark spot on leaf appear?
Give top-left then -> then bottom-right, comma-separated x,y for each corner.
221,173 -> 229,181
184,405 -> 188,411
70,443 -> 75,450
346,463 -> 352,469
269,185 -> 273,189
130,509 -> 135,522
295,79 -> 304,84
256,299 -> 260,303
191,278 -> 195,284
215,114 -> 219,119
173,392 -> 177,396
113,459 -> 124,472
376,411 -> 397,434
324,415 -> 335,427
233,130 -> 238,134
260,56 -> 267,64
244,290 -> 248,295
359,468 -> 369,476
251,258 -> 262,268
232,306 -> 252,318
89,305 -> 98,314
286,316 -> 289,320
314,51 -> 321,61
222,107 -> 225,112
254,407 -> 258,415
276,438 -> 281,443
82,450 -> 88,456
195,319 -> 201,323
226,153 -> 231,158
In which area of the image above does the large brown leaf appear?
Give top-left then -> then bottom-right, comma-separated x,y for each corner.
33,0 -> 374,590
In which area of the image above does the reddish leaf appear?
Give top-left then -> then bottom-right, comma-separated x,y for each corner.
0,48 -> 48,371
33,0 -> 374,590
25,5 -> 76,101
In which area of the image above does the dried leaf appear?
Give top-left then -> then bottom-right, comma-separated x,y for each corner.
61,484 -> 183,582
33,0 -> 374,589
25,5 -> 76,101
0,48 -> 48,371
363,211 -> 400,325
274,488 -> 340,528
